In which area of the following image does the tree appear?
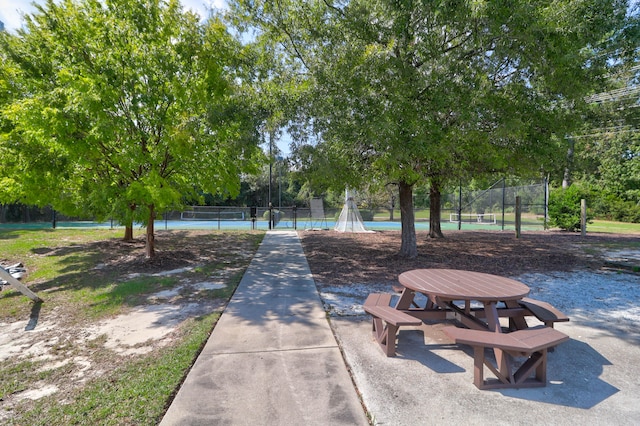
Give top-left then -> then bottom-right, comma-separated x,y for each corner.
0,0 -> 263,257
231,0 -> 632,257
572,7 -> 640,207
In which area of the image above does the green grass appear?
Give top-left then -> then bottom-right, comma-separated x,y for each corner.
0,228 -> 122,283
74,276 -> 178,318
0,360 -> 56,399
0,228 -> 264,425
587,220 -> 640,234
371,211 -> 640,234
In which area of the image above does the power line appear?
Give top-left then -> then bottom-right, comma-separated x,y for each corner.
571,127 -> 638,139
585,85 -> 640,103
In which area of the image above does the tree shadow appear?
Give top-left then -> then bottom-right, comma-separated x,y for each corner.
395,329 -> 465,373
494,339 -> 618,408
25,301 -> 43,331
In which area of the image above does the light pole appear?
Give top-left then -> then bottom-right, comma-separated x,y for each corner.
276,156 -> 283,212
268,131 -> 272,229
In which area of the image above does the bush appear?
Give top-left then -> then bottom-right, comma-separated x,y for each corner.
359,209 -> 374,221
585,190 -> 640,223
548,186 -> 591,232
609,200 -> 640,223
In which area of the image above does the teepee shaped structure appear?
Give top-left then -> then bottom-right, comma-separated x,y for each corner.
334,189 -> 370,233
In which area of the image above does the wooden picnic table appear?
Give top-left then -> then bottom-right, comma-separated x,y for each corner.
389,269 -> 569,389
396,268 -> 531,332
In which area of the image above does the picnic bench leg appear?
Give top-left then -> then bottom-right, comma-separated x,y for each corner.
473,348 -> 551,389
473,347 -> 485,389
535,351 -> 547,384
510,351 -> 546,385
382,324 -> 399,357
371,317 -> 398,357
472,347 -> 511,389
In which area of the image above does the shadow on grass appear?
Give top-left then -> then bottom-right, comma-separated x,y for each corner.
25,300 -> 43,330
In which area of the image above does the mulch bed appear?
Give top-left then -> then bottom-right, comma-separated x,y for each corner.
299,230 -> 637,286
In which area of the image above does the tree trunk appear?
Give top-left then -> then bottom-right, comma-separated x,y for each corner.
123,203 -> 136,242
399,180 -> 417,258
123,225 -> 134,241
428,177 -> 444,238
562,137 -> 574,189
145,204 -> 155,258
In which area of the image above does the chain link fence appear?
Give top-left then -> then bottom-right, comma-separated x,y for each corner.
1,179 -> 547,232
442,179 -> 548,231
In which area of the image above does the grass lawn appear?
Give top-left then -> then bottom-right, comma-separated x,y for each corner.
0,228 -> 264,425
372,210 -> 640,234
588,220 -> 640,234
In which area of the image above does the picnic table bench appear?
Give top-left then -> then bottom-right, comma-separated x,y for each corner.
363,293 -> 422,356
518,297 -> 570,327
444,325 -> 569,389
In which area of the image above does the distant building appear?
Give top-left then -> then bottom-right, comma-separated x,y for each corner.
0,20 -> 4,32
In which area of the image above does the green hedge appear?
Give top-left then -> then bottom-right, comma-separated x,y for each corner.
548,186 -> 591,232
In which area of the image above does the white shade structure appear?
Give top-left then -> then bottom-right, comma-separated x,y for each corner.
334,189 -> 372,233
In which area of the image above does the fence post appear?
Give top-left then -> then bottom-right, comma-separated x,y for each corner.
581,199 -> 587,237
250,206 -> 257,230
515,196 -> 521,238
458,182 -> 462,230
544,176 -> 549,230
293,205 -> 297,230
501,178 -> 506,231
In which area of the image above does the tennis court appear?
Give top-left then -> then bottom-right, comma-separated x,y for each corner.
0,218 -> 542,232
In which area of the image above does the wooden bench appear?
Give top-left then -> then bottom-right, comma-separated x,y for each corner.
444,325 -> 569,389
519,297 -> 569,328
363,293 -> 422,357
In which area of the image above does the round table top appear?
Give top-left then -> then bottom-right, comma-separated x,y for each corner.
398,269 -> 530,302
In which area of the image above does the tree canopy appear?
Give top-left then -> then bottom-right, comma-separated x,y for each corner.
0,0 -> 264,256
231,0 -> 635,256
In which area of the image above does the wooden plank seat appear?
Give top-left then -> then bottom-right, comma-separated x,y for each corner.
444,325 -> 569,389
363,293 -> 422,357
519,297 -> 570,327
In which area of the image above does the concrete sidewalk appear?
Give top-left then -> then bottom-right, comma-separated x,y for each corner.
160,231 -> 369,425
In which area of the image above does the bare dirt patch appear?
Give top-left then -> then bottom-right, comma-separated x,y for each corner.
299,230 -> 639,286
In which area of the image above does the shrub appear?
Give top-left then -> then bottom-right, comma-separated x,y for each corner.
548,185 -> 592,232
359,209 -> 374,221
586,190 -> 640,223
610,200 -> 640,223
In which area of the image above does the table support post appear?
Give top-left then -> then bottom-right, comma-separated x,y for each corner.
484,301 -> 515,383
394,289 -> 415,310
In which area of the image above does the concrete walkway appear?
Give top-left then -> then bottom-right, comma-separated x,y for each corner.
160,231 -> 369,425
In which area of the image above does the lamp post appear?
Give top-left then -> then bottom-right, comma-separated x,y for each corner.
268,131 -> 273,230
276,156 -> 283,212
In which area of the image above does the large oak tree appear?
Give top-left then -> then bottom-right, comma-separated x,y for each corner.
231,0 -> 633,257
1,0 -> 263,257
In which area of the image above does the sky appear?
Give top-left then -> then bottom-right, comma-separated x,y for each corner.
0,0 -> 226,33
